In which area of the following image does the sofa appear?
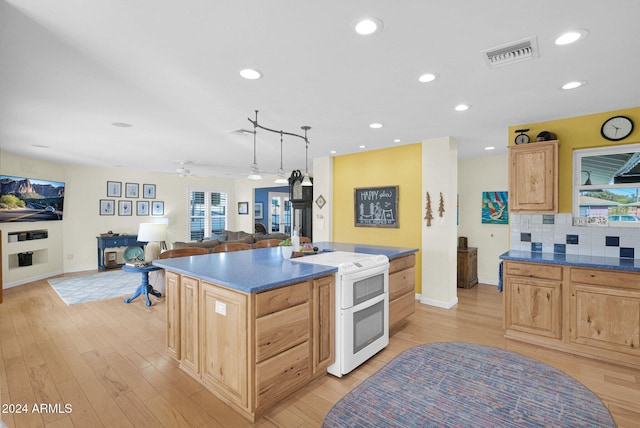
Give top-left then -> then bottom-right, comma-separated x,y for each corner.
172,230 -> 292,253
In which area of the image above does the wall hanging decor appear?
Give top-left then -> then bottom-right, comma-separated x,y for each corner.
438,192 -> 445,217
354,186 -> 398,228
482,191 -> 509,224
424,191 -> 433,226
238,201 -> 249,215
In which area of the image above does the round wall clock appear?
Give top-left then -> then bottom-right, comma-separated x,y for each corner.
601,115 -> 634,141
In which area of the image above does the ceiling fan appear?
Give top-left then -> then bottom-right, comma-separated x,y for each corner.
176,161 -> 192,177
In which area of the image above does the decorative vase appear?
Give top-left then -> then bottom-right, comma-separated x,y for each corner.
281,246 -> 293,259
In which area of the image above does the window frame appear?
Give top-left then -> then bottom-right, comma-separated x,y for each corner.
573,143 -> 640,227
188,188 -> 228,241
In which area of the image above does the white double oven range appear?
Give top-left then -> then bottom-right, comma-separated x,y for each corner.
293,251 -> 389,377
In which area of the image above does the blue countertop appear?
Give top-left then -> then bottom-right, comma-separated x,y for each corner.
153,242 -> 418,293
499,250 -> 640,273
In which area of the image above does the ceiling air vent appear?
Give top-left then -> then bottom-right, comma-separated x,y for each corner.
482,36 -> 538,68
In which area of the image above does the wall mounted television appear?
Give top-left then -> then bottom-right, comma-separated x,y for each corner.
0,175 -> 65,222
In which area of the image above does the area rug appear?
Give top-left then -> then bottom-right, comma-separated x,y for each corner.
47,270 -> 141,305
322,342 -> 615,427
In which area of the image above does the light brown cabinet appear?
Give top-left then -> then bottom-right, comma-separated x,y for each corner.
164,271 -> 334,421
165,270 -> 180,360
388,254 -> 416,333
457,247 -> 478,288
569,268 -> 640,357
201,281 -> 248,407
180,275 -> 200,376
504,261 -> 562,339
508,140 -> 559,213
503,260 -> 640,369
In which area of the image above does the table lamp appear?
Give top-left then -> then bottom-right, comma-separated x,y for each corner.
137,223 -> 167,261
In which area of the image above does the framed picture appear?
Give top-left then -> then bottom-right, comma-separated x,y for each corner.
136,200 -> 149,216
107,181 -> 122,197
143,184 -> 156,199
125,182 -> 139,198
481,191 -> 509,224
100,199 -> 115,215
118,200 -> 132,216
238,201 -> 249,215
152,201 -> 164,216
354,186 -> 399,228
254,202 -> 263,219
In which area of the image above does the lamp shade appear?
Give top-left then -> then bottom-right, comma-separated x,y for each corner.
137,223 -> 167,243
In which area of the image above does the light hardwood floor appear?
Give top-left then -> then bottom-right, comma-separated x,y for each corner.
1,276 -> 639,427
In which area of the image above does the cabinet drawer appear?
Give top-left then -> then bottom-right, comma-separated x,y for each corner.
389,291 -> 415,331
570,268 -> 640,291
389,267 -> 415,301
255,302 -> 310,363
255,281 -> 310,317
256,341 -> 310,409
389,254 -> 415,274
505,261 -> 562,281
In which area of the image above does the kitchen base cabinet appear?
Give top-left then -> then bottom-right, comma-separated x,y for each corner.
165,271 -> 180,360
389,254 -> 416,333
503,260 -> 640,369
200,282 -> 248,407
164,271 -> 334,421
180,275 -> 200,376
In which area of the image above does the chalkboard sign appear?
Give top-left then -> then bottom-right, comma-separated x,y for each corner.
354,186 -> 399,228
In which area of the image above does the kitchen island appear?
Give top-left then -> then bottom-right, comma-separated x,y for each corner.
500,250 -> 640,369
153,242 -> 418,421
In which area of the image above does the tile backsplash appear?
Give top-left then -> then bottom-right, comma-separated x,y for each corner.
510,213 -> 640,259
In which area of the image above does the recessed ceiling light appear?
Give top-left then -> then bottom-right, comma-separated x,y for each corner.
359,145 -> 366,149
562,80 -> 586,90
240,68 -> 262,80
112,122 -> 132,128
484,146 -> 496,151
454,104 -> 470,112
369,123 -> 383,129
330,150 -> 337,154
393,139 -> 401,143
418,73 -> 438,83
555,29 -> 588,45
354,17 -> 383,35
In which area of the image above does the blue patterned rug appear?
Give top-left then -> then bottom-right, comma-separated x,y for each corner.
47,270 -> 141,305
323,342 -> 615,427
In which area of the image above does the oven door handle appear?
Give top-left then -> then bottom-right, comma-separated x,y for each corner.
347,291 -> 387,313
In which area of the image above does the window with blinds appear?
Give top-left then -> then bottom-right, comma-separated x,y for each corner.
189,190 -> 228,241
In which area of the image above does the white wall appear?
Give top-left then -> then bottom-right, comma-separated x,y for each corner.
457,154 -> 509,285
0,151 -> 236,286
421,137 -> 459,308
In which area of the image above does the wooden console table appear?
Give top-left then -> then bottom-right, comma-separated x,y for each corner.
96,235 -> 144,270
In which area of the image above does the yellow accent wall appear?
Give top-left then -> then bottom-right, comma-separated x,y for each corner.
333,143 -> 422,292
509,107 -> 640,213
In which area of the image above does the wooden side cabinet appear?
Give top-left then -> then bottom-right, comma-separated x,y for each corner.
457,247 -> 478,289
508,140 -> 559,213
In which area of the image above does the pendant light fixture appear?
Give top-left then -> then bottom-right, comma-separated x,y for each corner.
301,126 -> 312,186
245,110 -> 312,185
247,110 -> 262,180
274,131 -> 288,184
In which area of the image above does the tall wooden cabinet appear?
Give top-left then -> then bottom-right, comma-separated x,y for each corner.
457,247 -> 478,288
508,140 -> 559,213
